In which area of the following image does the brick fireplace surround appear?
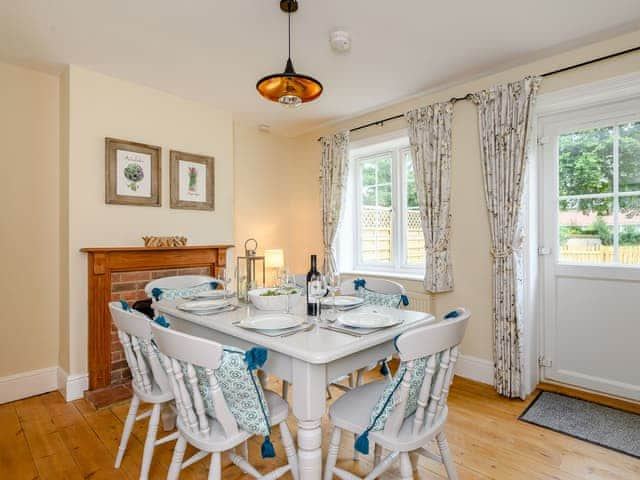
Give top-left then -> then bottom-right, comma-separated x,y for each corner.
80,245 -> 231,407
109,266 -> 211,385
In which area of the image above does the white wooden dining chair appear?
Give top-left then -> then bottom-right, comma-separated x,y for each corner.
324,309 -> 470,480
150,323 -> 299,480
109,302 -> 177,480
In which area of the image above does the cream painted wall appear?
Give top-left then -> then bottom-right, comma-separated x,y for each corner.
288,29 -> 640,363
63,66 -> 235,375
233,122 -> 296,263
0,62 -> 60,377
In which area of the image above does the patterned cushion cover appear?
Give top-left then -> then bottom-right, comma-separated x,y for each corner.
358,288 -> 403,308
152,282 -> 219,300
187,347 -> 271,437
354,353 -> 436,454
367,356 -> 429,431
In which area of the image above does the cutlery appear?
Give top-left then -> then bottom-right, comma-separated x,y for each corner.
280,323 -> 314,337
320,325 -> 363,337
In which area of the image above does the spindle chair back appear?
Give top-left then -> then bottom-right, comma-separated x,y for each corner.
108,302 -> 176,480
324,309 -> 470,480
150,323 -> 299,480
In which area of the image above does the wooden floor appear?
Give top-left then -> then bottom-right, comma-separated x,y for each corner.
2,375 -> 639,479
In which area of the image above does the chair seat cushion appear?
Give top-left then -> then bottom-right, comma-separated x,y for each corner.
179,390 -> 289,452
329,381 -> 387,433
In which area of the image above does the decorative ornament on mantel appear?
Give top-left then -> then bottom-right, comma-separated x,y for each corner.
142,236 -> 188,247
256,0 -> 323,108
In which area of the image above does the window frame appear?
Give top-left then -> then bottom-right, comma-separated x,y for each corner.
348,134 -> 425,277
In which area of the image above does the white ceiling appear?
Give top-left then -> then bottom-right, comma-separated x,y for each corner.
2,1 -> 640,136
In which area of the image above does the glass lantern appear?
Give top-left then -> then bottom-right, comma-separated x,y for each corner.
236,238 -> 265,302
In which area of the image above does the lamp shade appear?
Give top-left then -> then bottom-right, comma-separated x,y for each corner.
264,249 -> 285,269
256,58 -> 323,108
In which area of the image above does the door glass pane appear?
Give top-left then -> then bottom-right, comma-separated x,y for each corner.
359,155 -> 393,264
619,195 -> 640,265
559,197 -> 614,264
559,127 -> 613,196
619,121 -> 640,192
404,152 -> 425,266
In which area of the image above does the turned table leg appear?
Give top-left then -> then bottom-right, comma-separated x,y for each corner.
292,360 -> 327,480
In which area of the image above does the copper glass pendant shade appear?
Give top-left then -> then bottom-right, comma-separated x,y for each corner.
256,0 -> 323,108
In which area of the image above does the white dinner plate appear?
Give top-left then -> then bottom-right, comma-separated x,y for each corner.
319,296 -> 364,308
337,311 -> 401,329
177,299 -> 231,312
193,290 -> 226,299
239,314 -> 303,331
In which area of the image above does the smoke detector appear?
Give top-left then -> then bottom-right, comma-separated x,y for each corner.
329,29 -> 351,53
258,124 -> 271,133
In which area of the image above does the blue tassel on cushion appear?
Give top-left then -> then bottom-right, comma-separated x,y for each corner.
119,300 -> 131,311
379,360 -> 389,376
354,431 -> 370,455
154,315 -> 170,328
209,281 -> 220,290
444,310 -> 459,319
353,278 -> 366,290
151,287 -> 163,301
245,347 -> 268,371
401,294 -> 410,306
261,436 -> 275,458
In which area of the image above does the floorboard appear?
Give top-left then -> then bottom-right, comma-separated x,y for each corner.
1,374 -> 639,479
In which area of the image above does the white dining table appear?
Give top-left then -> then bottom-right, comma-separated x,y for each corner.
153,298 -> 435,480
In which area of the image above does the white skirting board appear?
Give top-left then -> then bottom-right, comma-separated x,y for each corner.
57,368 -> 89,402
455,354 -> 494,386
0,367 -> 59,404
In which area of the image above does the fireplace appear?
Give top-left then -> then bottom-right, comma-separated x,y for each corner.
81,245 -> 232,396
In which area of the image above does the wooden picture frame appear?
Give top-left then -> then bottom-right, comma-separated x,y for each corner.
105,137 -> 161,206
170,150 -> 215,211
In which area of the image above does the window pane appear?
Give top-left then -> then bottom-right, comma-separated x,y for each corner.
405,153 -> 419,208
359,155 -> 393,264
377,184 -> 392,208
360,206 -> 392,263
559,197 -> 614,264
377,155 -> 392,184
361,161 -> 376,187
619,121 -> 640,192
559,127 -> 613,196
619,195 -> 640,265
404,153 -> 425,266
362,185 -> 376,206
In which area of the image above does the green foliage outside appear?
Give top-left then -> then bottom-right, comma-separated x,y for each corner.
560,218 -> 640,246
360,152 -> 419,208
559,122 -> 640,216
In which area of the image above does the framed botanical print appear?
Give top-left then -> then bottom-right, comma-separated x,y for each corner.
105,138 -> 161,206
170,150 -> 215,211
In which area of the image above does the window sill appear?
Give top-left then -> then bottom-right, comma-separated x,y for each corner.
341,270 -> 424,282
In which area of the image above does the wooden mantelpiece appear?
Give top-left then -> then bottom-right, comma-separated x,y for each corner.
81,245 -> 232,391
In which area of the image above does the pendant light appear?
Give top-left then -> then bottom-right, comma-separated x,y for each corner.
256,0 -> 323,108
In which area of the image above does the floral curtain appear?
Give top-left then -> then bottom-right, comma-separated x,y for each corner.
406,101 -> 455,293
320,131 -> 350,274
471,76 -> 541,399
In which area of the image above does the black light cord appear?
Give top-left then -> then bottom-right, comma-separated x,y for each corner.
288,1 -> 291,60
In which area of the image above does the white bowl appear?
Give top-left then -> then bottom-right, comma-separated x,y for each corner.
248,288 -> 301,311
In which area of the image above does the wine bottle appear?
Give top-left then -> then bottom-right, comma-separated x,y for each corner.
306,254 -> 320,316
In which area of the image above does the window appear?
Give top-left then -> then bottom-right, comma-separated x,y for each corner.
340,135 -> 425,276
558,121 -> 640,265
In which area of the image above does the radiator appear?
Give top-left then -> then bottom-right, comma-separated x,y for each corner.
404,291 -> 433,313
